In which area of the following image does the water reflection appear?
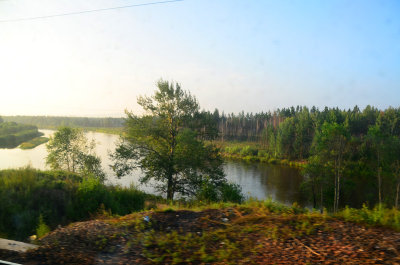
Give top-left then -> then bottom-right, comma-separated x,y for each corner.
224,161 -> 304,206
0,130 -> 304,205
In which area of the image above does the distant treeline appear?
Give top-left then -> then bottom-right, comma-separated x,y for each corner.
3,116 -> 124,129
0,121 -> 43,148
203,106 -> 398,156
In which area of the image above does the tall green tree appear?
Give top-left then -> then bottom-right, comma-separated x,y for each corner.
293,107 -> 315,159
389,136 -> 400,209
366,125 -> 389,205
276,117 -> 295,159
111,80 -> 229,200
301,155 -> 326,212
46,127 -> 105,181
312,122 -> 349,212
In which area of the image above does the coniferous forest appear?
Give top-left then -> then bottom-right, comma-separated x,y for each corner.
208,105 -> 400,211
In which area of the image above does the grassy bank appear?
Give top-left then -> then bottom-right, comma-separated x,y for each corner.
84,127 -> 123,135
19,137 -> 49,149
212,141 -> 306,168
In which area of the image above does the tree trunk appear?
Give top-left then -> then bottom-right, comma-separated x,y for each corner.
337,167 -> 340,212
377,151 -> 382,205
395,181 -> 399,210
320,184 -> 323,214
311,179 -> 316,209
378,167 -> 382,205
333,160 -> 337,213
167,174 -> 174,200
336,153 -> 342,213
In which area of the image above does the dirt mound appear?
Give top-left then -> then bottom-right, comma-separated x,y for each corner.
1,206 -> 399,264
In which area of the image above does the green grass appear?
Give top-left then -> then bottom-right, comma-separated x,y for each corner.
84,127 -> 123,135
106,199 -> 400,264
212,140 -> 306,168
19,136 -> 49,149
335,204 -> 400,231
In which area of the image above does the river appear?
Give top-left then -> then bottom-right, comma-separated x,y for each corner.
0,130 -> 305,205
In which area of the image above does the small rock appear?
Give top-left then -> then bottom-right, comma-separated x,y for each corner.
221,218 -> 229,223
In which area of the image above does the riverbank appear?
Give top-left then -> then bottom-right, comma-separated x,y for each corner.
212,141 -> 306,168
1,201 -> 399,264
19,137 -> 49,149
37,126 -> 123,135
29,125 -> 304,169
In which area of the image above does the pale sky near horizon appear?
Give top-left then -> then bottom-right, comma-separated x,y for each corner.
0,0 -> 399,117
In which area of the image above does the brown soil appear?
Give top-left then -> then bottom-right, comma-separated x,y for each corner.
1,207 -> 399,264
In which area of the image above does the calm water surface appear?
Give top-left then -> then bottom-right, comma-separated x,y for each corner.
0,130 -> 305,205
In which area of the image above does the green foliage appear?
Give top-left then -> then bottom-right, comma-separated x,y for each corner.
112,80 -> 226,201
224,146 -> 242,154
0,168 -> 146,240
240,145 -> 258,156
71,178 -> 145,220
336,205 -> 400,231
19,136 -> 49,149
36,214 -> 51,238
257,149 -> 269,158
0,122 -> 43,148
216,105 -> 400,211
196,179 -> 244,203
46,127 -> 105,181
276,117 -> 296,159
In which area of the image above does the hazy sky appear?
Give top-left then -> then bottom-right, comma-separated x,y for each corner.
0,0 -> 399,117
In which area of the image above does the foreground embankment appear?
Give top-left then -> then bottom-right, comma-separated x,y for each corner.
1,201 -> 400,264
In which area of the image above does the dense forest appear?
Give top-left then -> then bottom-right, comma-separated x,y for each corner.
209,105 -> 400,211
0,119 -> 43,148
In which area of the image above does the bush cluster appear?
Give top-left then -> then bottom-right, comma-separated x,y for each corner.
336,204 -> 400,231
195,178 -> 244,204
0,168 -> 146,240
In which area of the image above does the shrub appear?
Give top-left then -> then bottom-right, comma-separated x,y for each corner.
268,158 -> 278,164
224,146 -> 242,154
257,150 -> 269,158
220,182 -> 244,203
0,168 -> 146,240
196,180 -> 244,204
36,215 -> 51,238
336,204 -> 400,231
240,146 -> 258,156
